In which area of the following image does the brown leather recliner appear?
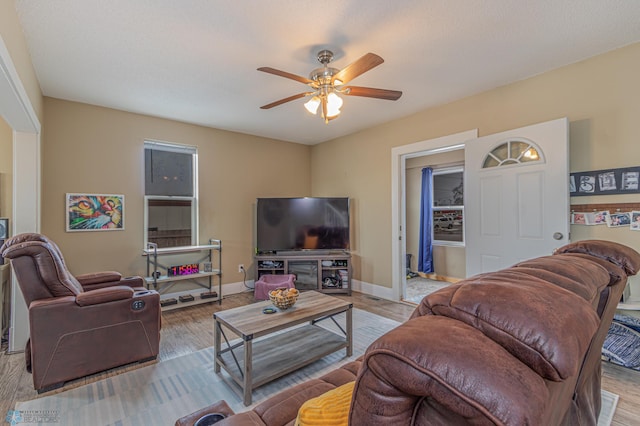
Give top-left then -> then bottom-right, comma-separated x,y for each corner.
0,233 -> 161,393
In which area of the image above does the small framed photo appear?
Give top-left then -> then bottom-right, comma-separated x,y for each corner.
0,218 -> 8,239
590,211 -> 609,225
66,193 -> 124,232
578,175 -> 596,193
631,211 -> 640,231
605,212 -> 631,228
202,262 -> 213,272
622,172 -> 639,190
598,172 -> 617,191
571,212 -> 587,225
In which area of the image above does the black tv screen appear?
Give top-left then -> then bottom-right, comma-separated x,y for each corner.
256,197 -> 350,254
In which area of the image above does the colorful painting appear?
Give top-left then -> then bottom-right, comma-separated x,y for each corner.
66,193 -> 124,232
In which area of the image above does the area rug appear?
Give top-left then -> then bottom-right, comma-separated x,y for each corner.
13,309 -> 619,426
14,309 -> 399,425
404,276 -> 451,304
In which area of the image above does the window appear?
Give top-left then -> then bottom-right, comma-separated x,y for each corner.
432,167 -> 464,244
482,140 -> 541,168
144,141 -> 198,248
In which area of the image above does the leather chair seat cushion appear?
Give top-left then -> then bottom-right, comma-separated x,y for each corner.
554,239 -> 640,275
422,272 -> 600,381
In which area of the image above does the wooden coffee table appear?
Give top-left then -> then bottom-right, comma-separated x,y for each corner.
213,291 -> 353,405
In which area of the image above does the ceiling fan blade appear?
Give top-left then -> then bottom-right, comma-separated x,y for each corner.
257,67 -> 315,85
332,53 -> 384,85
344,86 -> 403,101
260,92 -> 311,109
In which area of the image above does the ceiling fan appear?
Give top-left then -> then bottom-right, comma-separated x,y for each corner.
258,50 -> 402,123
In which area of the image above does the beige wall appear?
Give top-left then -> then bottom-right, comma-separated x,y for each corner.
312,42 -> 640,290
42,98 -> 311,285
0,0 -> 43,123
34,41 -> 640,296
0,117 -> 12,220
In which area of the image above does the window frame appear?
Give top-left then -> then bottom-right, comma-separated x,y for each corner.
143,140 -> 199,248
432,166 -> 465,247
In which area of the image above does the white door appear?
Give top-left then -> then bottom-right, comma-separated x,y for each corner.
465,118 -> 569,277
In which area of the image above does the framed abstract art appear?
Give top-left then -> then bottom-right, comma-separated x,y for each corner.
66,193 -> 124,232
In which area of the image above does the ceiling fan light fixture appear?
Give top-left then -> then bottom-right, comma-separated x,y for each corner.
304,96 -> 321,115
326,92 -> 343,118
259,50 -> 401,123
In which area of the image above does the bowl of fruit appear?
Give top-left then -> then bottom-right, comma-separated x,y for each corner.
268,287 -> 300,310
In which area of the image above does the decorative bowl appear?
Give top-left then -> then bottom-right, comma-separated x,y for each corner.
269,287 -> 299,310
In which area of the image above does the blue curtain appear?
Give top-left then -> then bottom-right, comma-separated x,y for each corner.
418,167 -> 434,273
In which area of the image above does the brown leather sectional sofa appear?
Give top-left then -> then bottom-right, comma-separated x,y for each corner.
179,240 -> 639,426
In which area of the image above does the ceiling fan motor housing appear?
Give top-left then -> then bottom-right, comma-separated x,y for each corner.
310,50 -> 339,85
309,67 -> 339,85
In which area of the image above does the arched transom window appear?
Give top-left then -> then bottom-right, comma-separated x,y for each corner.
482,139 -> 543,168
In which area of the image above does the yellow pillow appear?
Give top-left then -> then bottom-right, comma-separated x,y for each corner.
295,381 -> 355,426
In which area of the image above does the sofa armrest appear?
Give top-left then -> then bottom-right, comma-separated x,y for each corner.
76,271 -> 122,286
75,285 -> 134,306
350,315 -> 549,426
175,400 -> 237,426
77,272 -> 145,291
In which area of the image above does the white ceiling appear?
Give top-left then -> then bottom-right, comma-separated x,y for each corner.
14,0 -> 640,145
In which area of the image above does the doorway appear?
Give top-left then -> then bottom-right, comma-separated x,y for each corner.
391,118 -> 569,303
404,151 -> 465,303
390,130 -> 477,302
0,36 -> 42,352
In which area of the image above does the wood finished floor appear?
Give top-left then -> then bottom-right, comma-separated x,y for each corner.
0,290 -> 638,425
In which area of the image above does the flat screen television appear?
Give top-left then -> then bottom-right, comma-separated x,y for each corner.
256,197 -> 350,254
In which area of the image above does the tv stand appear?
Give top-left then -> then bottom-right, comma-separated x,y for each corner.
275,250 -> 347,256
255,252 -> 351,295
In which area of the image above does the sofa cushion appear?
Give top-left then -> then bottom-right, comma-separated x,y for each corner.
252,379 -> 336,426
555,253 -> 626,286
295,381 -> 353,426
554,239 -> 640,275
512,254 -> 613,309
351,316 -> 549,426
422,271 -> 600,381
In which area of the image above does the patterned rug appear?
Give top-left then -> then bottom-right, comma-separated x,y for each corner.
404,276 -> 452,304
13,309 -> 399,425
12,309 -> 619,426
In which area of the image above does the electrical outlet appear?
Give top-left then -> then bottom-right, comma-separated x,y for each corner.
238,264 -> 245,273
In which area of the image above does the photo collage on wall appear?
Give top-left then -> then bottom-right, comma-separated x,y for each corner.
571,210 -> 640,231
570,166 -> 640,196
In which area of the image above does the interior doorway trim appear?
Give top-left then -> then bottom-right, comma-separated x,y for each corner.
1,35 -> 42,352
390,129 -> 477,301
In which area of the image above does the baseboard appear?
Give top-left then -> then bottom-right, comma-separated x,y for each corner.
417,272 -> 461,283
196,279 -> 396,303
351,279 -> 395,301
